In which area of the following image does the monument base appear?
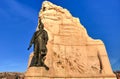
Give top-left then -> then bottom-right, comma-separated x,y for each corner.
24,67 -> 116,79
25,77 -> 116,79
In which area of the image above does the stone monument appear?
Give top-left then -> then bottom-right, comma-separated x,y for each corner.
25,1 -> 116,79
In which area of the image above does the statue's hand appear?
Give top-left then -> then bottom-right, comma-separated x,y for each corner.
27,47 -> 29,50
27,47 -> 31,50
27,45 -> 32,50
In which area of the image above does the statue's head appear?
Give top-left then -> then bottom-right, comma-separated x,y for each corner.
39,17 -> 42,24
38,17 -> 44,30
38,24 -> 44,30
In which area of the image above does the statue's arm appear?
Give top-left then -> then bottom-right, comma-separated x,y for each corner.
27,32 -> 35,50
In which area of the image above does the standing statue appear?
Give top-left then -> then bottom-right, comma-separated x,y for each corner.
27,17 -> 49,70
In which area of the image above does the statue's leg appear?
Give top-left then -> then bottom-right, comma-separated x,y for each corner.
42,55 -> 49,70
34,44 -> 39,66
37,50 -> 43,66
37,50 -> 46,66
34,52 -> 39,66
41,50 -> 49,70
41,54 -> 45,66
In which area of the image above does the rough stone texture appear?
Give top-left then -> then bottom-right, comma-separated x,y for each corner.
25,1 -> 116,79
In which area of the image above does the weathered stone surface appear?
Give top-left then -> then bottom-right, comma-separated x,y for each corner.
25,1 -> 116,79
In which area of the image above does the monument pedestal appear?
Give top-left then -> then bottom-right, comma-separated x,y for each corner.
25,67 -> 116,79
25,67 -> 51,79
25,77 -> 116,79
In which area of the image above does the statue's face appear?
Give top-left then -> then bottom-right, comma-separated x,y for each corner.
39,19 -> 42,24
38,17 -> 44,30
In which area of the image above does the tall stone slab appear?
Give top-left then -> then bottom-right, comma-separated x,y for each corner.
25,1 -> 116,79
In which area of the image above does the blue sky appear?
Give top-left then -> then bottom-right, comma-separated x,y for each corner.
0,0 -> 120,72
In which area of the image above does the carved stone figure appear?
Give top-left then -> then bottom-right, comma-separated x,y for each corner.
27,18 -> 49,70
